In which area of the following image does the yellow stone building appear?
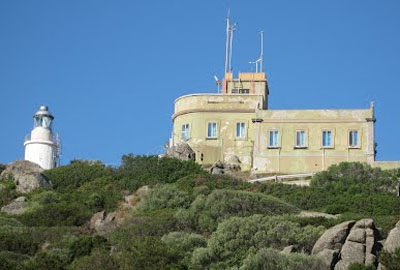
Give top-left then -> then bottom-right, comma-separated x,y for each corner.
170,17 -> 399,174
170,70 -> 381,174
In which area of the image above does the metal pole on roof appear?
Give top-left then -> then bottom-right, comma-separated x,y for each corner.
260,31 -> 264,73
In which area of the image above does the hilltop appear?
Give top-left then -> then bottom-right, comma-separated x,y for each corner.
0,156 -> 400,269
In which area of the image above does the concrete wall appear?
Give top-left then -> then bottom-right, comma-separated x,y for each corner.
253,108 -> 375,173
372,161 -> 400,170
173,111 -> 255,170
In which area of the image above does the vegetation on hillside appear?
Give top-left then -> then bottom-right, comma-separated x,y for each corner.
0,157 -> 399,269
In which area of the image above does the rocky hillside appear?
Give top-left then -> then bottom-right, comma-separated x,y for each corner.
0,157 -> 399,269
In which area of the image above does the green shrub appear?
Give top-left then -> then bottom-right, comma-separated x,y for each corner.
117,155 -> 204,189
190,215 -> 325,268
379,247 -> 400,270
176,189 -> 299,232
240,248 -> 329,270
161,232 -> 207,254
0,226 -> 39,255
0,251 -> 30,270
44,160 -> 113,191
68,249 -> 119,270
137,184 -> 191,211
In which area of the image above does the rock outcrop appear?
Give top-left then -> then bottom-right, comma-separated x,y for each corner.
166,143 -> 196,161
382,220 -> 400,253
312,219 -> 382,270
0,160 -> 52,193
312,220 -> 355,255
209,160 -> 241,175
90,186 -> 151,236
1,196 -> 28,215
89,210 -> 127,237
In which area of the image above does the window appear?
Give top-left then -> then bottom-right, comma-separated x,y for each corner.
231,89 -> 250,94
322,130 -> 332,147
349,130 -> 359,147
269,130 -> 279,147
181,124 -> 190,141
207,122 -> 217,138
236,122 -> 246,138
295,130 -> 307,148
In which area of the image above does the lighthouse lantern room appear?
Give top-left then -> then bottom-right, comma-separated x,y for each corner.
24,105 -> 60,170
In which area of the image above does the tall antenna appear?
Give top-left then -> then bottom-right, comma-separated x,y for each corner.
224,11 -> 236,74
249,30 -> 264,73
260,30 -> 264,72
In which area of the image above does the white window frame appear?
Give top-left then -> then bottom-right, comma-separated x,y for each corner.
236,122 -> 246,139
348,130 -> 359,148
295,129 -> 307,148
181,123 -> 190,141
268,130 -> 280,148
207,121 -> 218,139
322,130 -> 333,148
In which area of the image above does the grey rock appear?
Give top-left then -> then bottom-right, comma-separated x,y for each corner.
312,221 -> 355,255
166,143 -> 196,161
0,160 -> 52,193
135,185 -> 150,197
339,240 -> 365,265
89,210 -> 126,237
313,219 -> 381,270
383,220 -> 400,253
1,197 -> 28,215
346,228 -> 366,243
315,249 -> 339,269
280,245 -> 297,255
209,160 -> 241,175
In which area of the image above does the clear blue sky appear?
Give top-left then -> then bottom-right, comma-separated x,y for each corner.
1,1 -> 400,166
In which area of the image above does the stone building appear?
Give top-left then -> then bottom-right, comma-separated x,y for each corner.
170,71 -> 380,174
169,18 -> 399,174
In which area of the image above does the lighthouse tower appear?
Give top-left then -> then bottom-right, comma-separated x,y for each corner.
24,105 -> 60,170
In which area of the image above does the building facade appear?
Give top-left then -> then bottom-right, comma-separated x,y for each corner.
170,71 -> 379,174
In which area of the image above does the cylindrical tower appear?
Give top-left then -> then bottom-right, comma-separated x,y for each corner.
24,105 -> 60,169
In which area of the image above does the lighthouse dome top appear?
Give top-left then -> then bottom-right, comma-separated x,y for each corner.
34,105 -> 54,120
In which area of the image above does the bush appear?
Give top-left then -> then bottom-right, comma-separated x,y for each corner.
138,184 -> 191,211
44,160 -> 113,191
379,247 -> 400,270
68,249 -> 119,270
18,200 -> 91,226
176,189 -> 299,232
117,155 -> 204,189
240,248 -> 329,270
161,231 -> 207,254
190,215 -> 325,268
0,226 -> 39,255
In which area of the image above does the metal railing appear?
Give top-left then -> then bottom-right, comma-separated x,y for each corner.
248,173 -> 316,183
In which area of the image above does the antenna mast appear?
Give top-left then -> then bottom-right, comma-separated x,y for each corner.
224,11 -> 236,74
260,30 -> 264,72
249,30 -> 264,73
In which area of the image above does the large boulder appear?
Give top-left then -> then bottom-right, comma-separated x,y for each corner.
1,196 -> 28,215
312,220 -> 355,255
209,160 -> 241,175
312,219 -> 382,270
0,160 -> 52,193
383,220 -> 400,253
89,210 -> 127,237
166,143 -> 196,161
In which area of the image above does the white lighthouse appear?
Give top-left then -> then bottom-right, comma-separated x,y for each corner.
24,105 -> 60,170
